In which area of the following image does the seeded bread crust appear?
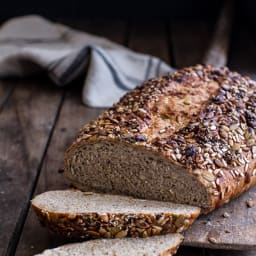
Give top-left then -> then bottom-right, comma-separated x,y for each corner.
32,190 -> 200,239
64,65 -> 256,212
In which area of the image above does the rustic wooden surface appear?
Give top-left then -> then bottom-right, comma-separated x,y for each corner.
1,17 -> 256,256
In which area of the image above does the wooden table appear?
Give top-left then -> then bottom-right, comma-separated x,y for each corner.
1,18 -> 256,256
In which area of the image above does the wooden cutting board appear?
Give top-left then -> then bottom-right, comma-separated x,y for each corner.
183,185 -> 256,250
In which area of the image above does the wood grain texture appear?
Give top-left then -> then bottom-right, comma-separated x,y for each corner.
0,79 -> 63,256
0,80 -> 15,113
184,186 -> 256,250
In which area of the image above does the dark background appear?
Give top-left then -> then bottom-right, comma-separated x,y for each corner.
0,0 -> 254,22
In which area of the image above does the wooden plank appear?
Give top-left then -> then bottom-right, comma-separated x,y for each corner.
16,19 -> 126,256
0,78 -> 64,256
184,186 -> 256,250
0,80 -> 15,113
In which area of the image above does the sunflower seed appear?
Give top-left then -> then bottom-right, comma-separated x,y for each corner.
215,159 -> 224,168
152,226 -> 162,235
115,230 -> 128,238
202,172 -> 215,182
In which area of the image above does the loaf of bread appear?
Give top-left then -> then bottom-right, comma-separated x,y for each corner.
35,233 -> 183,256
64,65 -> 256,212
32,190 -> 200,239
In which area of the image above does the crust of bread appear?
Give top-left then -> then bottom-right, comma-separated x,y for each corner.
32,192 -> 200,239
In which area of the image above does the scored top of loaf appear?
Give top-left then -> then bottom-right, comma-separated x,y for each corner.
68,65 -> 256,210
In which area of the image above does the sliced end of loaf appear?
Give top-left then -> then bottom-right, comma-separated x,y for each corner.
35,233 -> 184,256
64,65 -> 256,213
64,140 -> 212,211
31,190 -> 200,239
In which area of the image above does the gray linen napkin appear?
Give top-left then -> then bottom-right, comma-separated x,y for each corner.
0,15 -> 174,107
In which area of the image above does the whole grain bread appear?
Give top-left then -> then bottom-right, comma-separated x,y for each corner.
32,190 -> 200,239
35,233 -> 183,256
64,65 -> 256,212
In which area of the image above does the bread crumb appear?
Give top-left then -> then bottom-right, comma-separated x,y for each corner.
222,212 -> 230,218
208,237 -> 217,244
246,200 -> 255,208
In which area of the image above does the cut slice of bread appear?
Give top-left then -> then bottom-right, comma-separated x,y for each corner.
35,233 -> 183,256
32,190 -> 200,239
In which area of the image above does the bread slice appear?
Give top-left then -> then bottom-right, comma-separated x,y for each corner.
64,65 -> 256,213
32,190 -> 200,239
35,233 -> 183,256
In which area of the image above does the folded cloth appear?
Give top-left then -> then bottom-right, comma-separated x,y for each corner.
0,15 -> 174,107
